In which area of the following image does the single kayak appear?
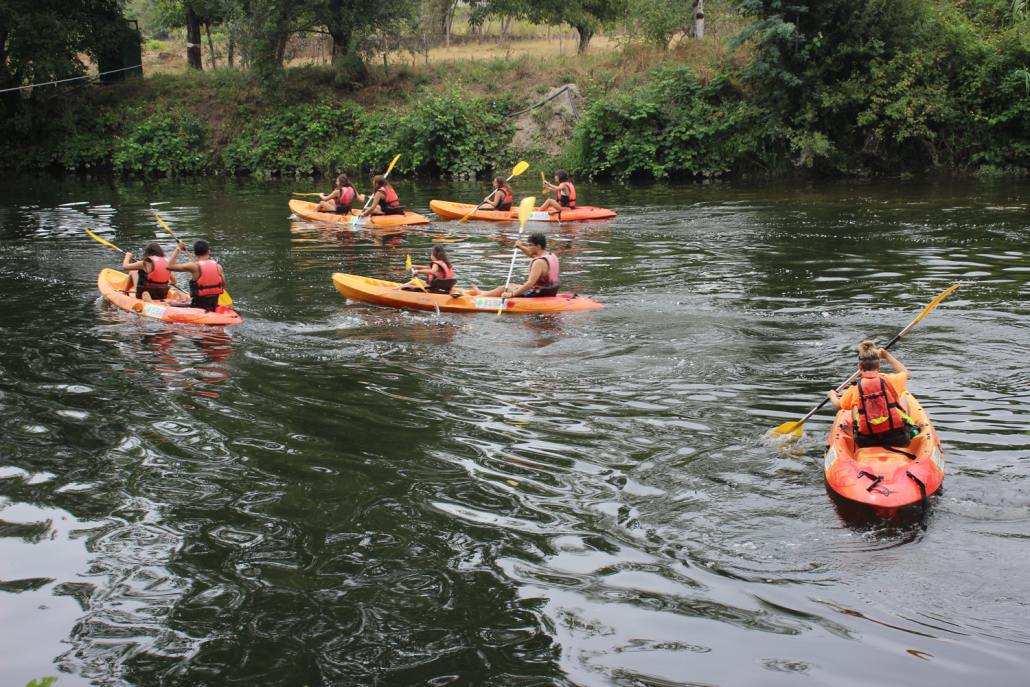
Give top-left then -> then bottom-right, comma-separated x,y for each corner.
332,273 -> 603,314
97,268 -> 243,326
429,200 -> 616,222
289,199 -> 429,227
824,391 -> 944,511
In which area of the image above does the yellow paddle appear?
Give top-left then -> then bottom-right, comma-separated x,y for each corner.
84,228 -> 190,298
770,283 -> 961,438
541,170 -> 549,195
457,161 -> 529,224
291,192 -> 323,197
354,154 -> 402,226
151,209 -> 233,307
497,196 -> 536,317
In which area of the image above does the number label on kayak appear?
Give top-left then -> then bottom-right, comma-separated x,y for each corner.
142,303 -> 167,319
474,297 -> 506,310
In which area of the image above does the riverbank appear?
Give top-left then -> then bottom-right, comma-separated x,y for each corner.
3,2 -> 1028,181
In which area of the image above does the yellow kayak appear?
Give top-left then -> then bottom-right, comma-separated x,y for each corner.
97,269 -> 243,326
332,273 -> 603,314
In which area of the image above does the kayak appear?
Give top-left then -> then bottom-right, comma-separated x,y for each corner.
332,273 -> 603,314
429,200 -> 616,222
824,391 -> 943,511
289,199 -> 429,227
97,268 -> 243,326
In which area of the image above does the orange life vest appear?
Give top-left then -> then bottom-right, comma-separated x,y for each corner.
559,182 -> 576,208
380,185 -> 401,211
143,256 -> 170,287
428,258 -> 454,284
853,373 -> 907,436
191,259 -> 224,297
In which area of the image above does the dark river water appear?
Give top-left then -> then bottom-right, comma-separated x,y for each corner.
0,175 -> 1028,686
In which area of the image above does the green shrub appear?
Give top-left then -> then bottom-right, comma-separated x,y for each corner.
222,100 -> 363,176
573,66 -> 781,179
112,110 -> 210,175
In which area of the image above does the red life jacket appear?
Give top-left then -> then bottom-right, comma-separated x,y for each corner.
338,186 -> 356,209
380,185 -> 401,210
854,373 -> 906,436
143,256 -> 170,287
559,182 -> 576,208
191,259 -> 224,297
428,258 -> 454,284
533,253 -> 560,290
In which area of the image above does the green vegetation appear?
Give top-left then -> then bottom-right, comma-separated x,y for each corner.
1,0 -> 1028,179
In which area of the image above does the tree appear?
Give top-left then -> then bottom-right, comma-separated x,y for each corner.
0,0 -> 127,116
470,0 -> 626,53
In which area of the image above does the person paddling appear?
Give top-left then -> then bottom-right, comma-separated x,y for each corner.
539,170 -> 576,216
121,242 -> 172,301
472,232 -> 559,298
361,175 -> 405,217
410,245 -> 457,294
828,340 -> 917,448
316,174 -> 364,213
478,177 -> 514,211
167,239 -> 226,312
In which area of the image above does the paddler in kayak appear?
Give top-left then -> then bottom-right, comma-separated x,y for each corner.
316,174 -> 364,213
472,233 -> 559,298
167,239 -> 226,312
361,175 -> 405,217
121,242 -> 172,301
827,340 -> 917,448
409,245 -> 458,294
477,177 -> 514,211
538,170 -> 576,216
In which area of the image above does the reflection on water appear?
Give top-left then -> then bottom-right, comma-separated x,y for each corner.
0,176 -> 1028,686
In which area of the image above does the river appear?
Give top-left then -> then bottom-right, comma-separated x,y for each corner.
1,176 -> 1027,686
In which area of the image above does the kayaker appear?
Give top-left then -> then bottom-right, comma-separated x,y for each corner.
167,239 -> 226,312
121,242 -> 172,301
478,177 -> 514,211
828,341 -> 917,448
472,233 -> 559,298
361,175 -> 405,217
539,170 -> 576,215
410,245 -> 457,294
316,174 -> 364,213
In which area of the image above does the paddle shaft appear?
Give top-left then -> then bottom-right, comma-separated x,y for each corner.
790,283 -> 961,428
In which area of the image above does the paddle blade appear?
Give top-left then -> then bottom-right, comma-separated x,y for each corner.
911,283 -> 960,327
151,209 -> 178,241
769,420 -> 805,438
518,196 -> 535,230
385,154 -> 401,177
405,254 -> 412,272
292,192 -> 321,197
85,228 -> 123,253
218,291 -> 233,307
511,160 -> 529,178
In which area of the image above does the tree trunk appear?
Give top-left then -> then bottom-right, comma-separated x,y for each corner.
227,32 -> 235,68
186,6 -> 203,70
328,25 -> 367,84
575,25 -> 593,54
695,0 -> 705,40
205,22 -> 217,69
444,2 -> 455,47
275,31 -> 288,66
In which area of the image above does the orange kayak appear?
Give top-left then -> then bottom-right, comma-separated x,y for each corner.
289,199 -> 429,227
97,268 -> 243,326
332,273 -> 603,314
824,391 -> 943,511
430,199 -> 616,222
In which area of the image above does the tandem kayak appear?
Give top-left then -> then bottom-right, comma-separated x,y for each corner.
97,268 -> 243,326
429,200 -> 616,222
824,391 -> 943,512
332,273 -> 603,314
289,199 -> 430,227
